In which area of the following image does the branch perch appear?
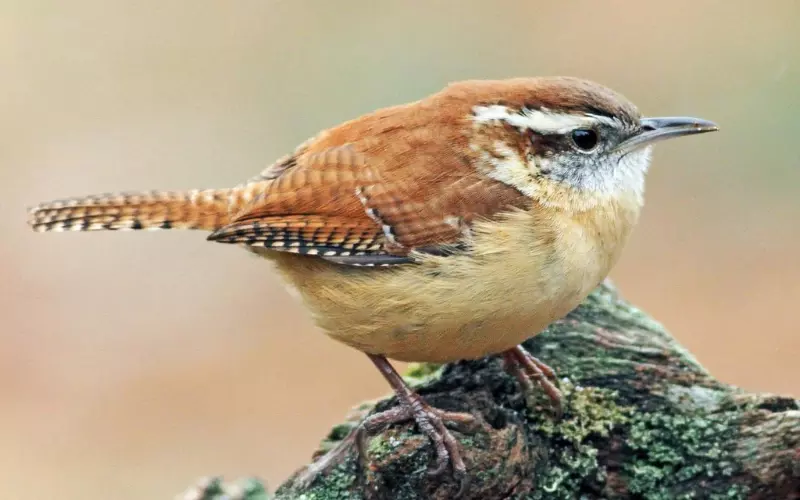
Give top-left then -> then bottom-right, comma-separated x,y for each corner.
178,281 -> 799,500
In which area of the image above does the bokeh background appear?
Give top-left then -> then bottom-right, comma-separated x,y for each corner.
2,1 -> 798,498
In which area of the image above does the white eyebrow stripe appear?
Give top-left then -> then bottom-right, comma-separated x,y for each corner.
472,104 -> 618,134
471,104 -> 517,122
586,113 -> 624,129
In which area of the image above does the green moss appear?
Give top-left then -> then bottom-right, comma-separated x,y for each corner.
196,477 -> 226,497
235,479 -> 271,500
291,462 -> 361,500
534,447 -> 602,499
402,362 -> 444,387
312,422 -> 357,456
192,477 -> 271,500
623,407 -> 749,499
527,383 -> 632,499
534,383 -> 631,443
327,422 -> 356,441
366,432 -> 406,461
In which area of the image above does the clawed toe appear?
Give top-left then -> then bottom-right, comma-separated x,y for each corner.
298,354 -> 477,497
504,345 -> 563,415
424,409 -> 471,496
430,407 -> 479,433
354,405 -> 412,462
292,431 -> 357,490
353,400 -> 472,491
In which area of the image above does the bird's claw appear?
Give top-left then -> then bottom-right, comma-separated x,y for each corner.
353,396 -> 473,496
504,345 -> 563,416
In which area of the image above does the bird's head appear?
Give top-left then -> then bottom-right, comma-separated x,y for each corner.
462,77 -> 718,211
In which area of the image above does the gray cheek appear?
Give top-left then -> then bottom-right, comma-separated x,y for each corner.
543,153 -> 595,188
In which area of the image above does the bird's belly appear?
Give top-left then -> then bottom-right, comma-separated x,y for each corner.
357,295 -> 580,363
262,206 -> 631,363
268,246 -> 607,363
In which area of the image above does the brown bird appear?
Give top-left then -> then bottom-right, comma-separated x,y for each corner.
27,76 -> 717,494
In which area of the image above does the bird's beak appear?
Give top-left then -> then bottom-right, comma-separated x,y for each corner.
615,116 -> 719,153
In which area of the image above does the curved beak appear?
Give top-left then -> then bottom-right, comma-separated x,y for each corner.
615,116 -> 719,154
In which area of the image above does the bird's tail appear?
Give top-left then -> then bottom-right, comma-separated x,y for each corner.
27,189 -> 234,233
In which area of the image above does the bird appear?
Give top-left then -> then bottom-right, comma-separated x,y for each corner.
27,76 -> 718,495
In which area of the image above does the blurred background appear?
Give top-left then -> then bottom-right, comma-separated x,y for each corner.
2,1 -> 798,498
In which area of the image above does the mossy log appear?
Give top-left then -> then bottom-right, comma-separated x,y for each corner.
178,282 -> 799,500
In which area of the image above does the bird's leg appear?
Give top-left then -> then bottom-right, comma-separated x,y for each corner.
356,354 -> 476,493
502,351 -> 536,392
295,354 -> 477,496
503,345 -> 563,415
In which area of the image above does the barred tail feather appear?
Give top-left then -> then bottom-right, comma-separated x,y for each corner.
27,189 -> 233,233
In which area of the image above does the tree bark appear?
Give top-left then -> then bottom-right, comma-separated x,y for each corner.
178,281 -> 799,500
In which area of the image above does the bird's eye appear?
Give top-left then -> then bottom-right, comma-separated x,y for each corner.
570,129 -> 598,152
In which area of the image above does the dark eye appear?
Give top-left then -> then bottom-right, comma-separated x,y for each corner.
570,128 -> 598,151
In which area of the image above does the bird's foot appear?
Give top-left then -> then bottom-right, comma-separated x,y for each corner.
503,344 -> 563,416
359,354 -> 477,496
354,394 -> 477,495
294,402 -> 476,496
293,355 -> 478,497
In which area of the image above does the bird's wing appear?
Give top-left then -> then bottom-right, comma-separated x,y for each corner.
209,103 -> 530,266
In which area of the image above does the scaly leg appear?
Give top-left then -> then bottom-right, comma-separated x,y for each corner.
295,354 -> 476,497
503,345 -> 563,415
358,354 -> 475,494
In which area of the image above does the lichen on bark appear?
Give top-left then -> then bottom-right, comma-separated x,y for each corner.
179,282 -> 800,500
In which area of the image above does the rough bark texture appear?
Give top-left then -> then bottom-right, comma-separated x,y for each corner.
179,282 -> 799,500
